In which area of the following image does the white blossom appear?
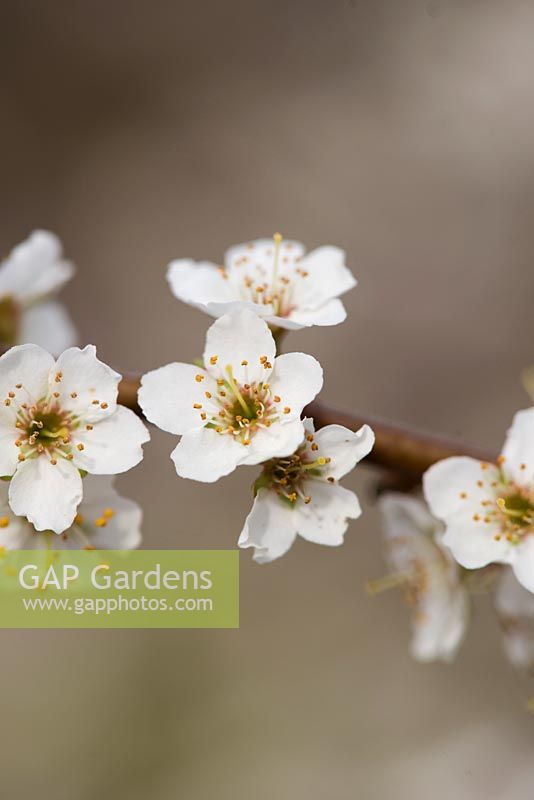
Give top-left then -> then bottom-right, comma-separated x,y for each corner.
167,235 -> 357,330
495,568 -> 534,671
0,343 -> 149,534
139,310 -> 323,483
238,418 -> 374,563
377,493 -> 469,663
0,475 -> 142,550
423,408 -> 534,594
0,231 -> 77,353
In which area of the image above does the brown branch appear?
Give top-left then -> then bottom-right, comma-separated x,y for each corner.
117,374 -> 497,481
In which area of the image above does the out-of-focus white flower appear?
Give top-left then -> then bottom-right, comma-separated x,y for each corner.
167,234 -> 357,331
139,310 -> 323,483
376,493 -> 469,663
0,475 -> 142,550
0,343 -> 149,534
495,568 -> 534,671
0,231 -> 77,353
423,408 -> 534,594
238,418 -> 374,563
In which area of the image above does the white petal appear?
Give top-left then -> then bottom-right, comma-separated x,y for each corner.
9,456 -> 83,533
203,309 -> 275,385
268,353 -> 323,421
511,536 -> 534,594
411,584 -> 469,663
72,406 -> 149,475
442,509 -> 513,569
166,259 -> 235,313
225,238 -> 305,276
0,231 -> 74,304
240,418 -> 305,465
0,482 -> 28,547
238,489 -> 298,564
0,419 -> 20,476
51,345 -> 121,421
313,423 -> 375,480
19,300 -> 77,355
423,456 -> 500,520
502,408 -> 534,486
0,343 -> 54,403
291,246 -> 356,307
171,428 -> 244,482
297,481 -> 361,545
139,363 -> 216,435
285,298 -> 348,328
74,476 -> 142,549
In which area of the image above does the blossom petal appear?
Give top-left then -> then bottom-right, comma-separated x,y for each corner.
51,345 -> 121,422
166,259 -> 235,313
139,363 -> 216,435
0,419 -> 20,476
411,584 -> 469,663
171,428 -> 243,482
0,343 -> 54,403
19,300 -> 78,355
291,246 -> 356,307
423,456 -> 499,520
239,418 -> 305,466
73,476 -> 143,549
502,407 -> 534,486
0,482 -> 28,547
225,238 -> 305,276
238,489 -> 298,564
0,230 -> 74,305
297,481 -> 361,545
268,353 -> 323,422
9,456 -> 83,533
441,509 -> 513,569
283,298 -> 348,329
72,406 -> 149,475
203,309 -> 275,385
313,423 -> 375,480
511,536 -> 534,594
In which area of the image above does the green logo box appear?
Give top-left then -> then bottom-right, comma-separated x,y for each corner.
0,550 -> 239,629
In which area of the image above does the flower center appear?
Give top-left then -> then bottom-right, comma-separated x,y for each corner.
225,234 -> 306,319
15,400 -> 76,463
255,449 -> 331,506
0,297 -> 20,345
495,490 -> 534,542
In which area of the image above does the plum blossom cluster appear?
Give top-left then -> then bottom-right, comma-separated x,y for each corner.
141,233 -> 374,561
371,408 -> 534,672
0,342 -> 149,540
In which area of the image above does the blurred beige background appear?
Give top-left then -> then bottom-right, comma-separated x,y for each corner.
1,0 -> 534,797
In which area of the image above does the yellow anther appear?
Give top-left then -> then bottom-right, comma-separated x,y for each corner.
94,518 -> 107,528
100,402 -> 108,410
18,453 -> 25,461
193,403 -> 202,409
274,395 -> 281,403
103,508 -> 114,519
283,407 -> 291,414
459,492 -> 467,499
205,391 -> 212,399
273,232 -> 283,244
50,458 -> 57,465
4,399 -> 11,407
55,372 -> 62,383
0,517 -> 9,529
497,455 -> 506,465
241,360 -> 249,366
53,392 -> 60,398
86,424 -> 93,431
70,392 -> 77,399
66,453 -> 74,460
77,443 -> 84,451
311,443 -> 318,451
74,514 -> 84,525
8,392 -> 15,399
210,356 -> 218,365
15,383 -> 22,389
317,457 -> 327,466
259,356 -> 268,364
195,374 -> 205,383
